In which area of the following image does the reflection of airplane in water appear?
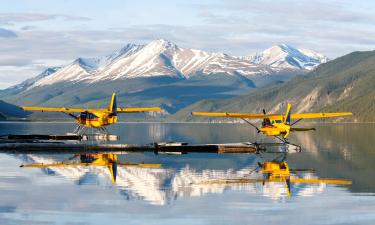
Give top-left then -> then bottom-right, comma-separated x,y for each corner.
198,154 -> 352,198
20,153 -> 351,205
21,154 -> 161,184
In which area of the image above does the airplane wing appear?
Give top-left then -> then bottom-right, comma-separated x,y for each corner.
199,177 -> 351,185
191,112 -> 282,119
290,178 -> 352,185
117,163 -> 161,167
20,162 -> 161,168
116,107 -> 162,113
22,106 -> 86,113
290,112 -> 353,119
192,112 -> 353,120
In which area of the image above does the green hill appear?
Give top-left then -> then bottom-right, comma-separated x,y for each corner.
0,100 -> 29,120
170,50 -> 375,122
1,74 -> 255,115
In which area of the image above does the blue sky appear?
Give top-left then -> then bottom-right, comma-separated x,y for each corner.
0,0 -> 375,88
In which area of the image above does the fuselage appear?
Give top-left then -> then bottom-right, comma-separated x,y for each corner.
259,119 -> 290,137
76,111 -> 117,128
262,161 -> 290,179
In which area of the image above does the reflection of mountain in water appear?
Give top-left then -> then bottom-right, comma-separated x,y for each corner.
172,166 -> 326,201
24,155 -> 334,205
290,124 -> 375,193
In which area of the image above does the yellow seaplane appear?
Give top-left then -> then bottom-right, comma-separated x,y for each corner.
201,159 -> 352,198
22,93 -> 161,134
192,103 -> 352,142
20,153 -> 161,184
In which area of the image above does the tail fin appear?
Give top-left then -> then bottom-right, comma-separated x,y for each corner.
108,92 -> 117,115
283,103 -> 292,124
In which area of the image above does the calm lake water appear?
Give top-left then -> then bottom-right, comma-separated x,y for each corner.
0,122 -> 374,225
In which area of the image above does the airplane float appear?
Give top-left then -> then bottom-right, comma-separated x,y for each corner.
192,103 -> 352,142
22,93 -> 161,134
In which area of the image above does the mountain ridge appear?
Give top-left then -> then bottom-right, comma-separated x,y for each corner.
2,39 -> 327,92
170,50 -> 375,122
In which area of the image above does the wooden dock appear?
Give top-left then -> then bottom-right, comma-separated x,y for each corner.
0,134 -> 301,154
0,138 -> 258,154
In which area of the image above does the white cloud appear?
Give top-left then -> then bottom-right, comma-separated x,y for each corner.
0,13 -> 90,25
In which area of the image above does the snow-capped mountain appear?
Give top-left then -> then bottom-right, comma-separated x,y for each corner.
247,44 -> 328,71
96,39 -> 271,80
10,40 -> 328,90
33,58 -> 95,86
4,40 -> 329,91
30,39 -> 277,88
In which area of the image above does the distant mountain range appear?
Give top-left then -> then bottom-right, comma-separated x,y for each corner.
171,50 -> 375,122
0,39 -> 327,116
7,39 -> 326,90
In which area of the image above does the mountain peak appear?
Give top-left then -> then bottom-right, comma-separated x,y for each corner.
146,39 -> 178,51
249,44 -> 328,70
264,44 -> 300,56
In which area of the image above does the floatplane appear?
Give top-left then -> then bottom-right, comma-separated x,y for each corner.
201,154 -> 352,198
192,103 -> 352,144
22,93 -> 161,135
20,153 -> 161,184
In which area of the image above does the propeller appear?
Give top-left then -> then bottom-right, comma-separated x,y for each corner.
78,111 -> 89,122
262,108 -> 272,127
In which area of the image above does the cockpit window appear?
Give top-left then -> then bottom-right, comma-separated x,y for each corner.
80,112 -> 99,119
88,113 -> 99,119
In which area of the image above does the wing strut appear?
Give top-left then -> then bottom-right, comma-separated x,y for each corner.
67,113 -> 78,119
240,118 -> 260,133
290,118 -> 303,126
